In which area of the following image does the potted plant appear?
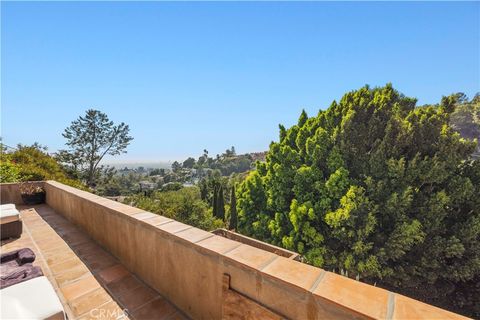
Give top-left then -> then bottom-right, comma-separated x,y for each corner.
20,183 -> 46,205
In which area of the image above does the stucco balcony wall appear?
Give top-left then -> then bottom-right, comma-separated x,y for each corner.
1,181 -> 469,320
0,181 -> 44,204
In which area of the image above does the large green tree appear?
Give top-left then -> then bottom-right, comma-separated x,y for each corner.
236,85 -> 480,317
61,109 -> 133,187
182,157 -> 196,168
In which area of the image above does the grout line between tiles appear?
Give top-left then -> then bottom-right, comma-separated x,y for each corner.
194,233 -> 215,244
221,243 -> 243,255
174,226 -> 194,234
259,255 -> 280,271
309,270 -> 326,292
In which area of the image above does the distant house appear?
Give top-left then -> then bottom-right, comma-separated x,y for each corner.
139,181 -> 156,190
150,175 -> 164,184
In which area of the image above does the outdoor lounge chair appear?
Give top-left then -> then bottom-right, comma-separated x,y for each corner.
0,276 -> 65,320
0,204 -> 23,240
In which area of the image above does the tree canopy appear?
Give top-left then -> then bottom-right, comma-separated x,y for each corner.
61,109 -> 133,186
0,143 -> 85,189
236,84 -> 480,317
176,147 -> 257,177
125,186 -> 224,231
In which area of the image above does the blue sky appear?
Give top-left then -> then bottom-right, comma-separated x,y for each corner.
2,2 -> 479,162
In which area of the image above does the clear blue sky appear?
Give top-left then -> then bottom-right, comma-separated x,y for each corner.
2,2 -> 479,162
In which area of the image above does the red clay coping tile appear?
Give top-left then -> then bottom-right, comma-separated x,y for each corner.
224,244 -> 278,269
261,256 -> 323,291
195,234 -> 242,255
393,294 -> 470,320
106,203 -> 145,216
174,227 -> 212,243
132,212 -> 158,221
157,221 -> 192,234
313,271 -> 390,319
143,215 -> 173,227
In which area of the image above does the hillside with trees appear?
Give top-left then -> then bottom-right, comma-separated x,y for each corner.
119,148 -> 262,227
235,85 -> 480,317
125,167 -> 243,231
124,186 -> 225,231
450,93 -> 480,158
171,147 -> 265,179
0,143 -> 85,189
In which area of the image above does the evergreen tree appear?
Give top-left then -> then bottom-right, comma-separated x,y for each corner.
217,185 -> 225,221
236,85 -> 480,317
199,179 -> 208,201
229,185 -> 238,230
212,184 -> 218,218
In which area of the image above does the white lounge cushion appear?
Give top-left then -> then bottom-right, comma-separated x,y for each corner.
0,204 -> 16,211
0,276 -> 65,320
0,207 -> 20,224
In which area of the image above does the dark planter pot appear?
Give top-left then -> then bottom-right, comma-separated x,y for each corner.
21,192 -> 46,205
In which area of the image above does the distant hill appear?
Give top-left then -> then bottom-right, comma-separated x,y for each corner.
248,151 -> 267,162
450,94 -> 480,156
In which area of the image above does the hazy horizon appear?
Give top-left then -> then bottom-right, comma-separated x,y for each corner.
104,161 -> 172,169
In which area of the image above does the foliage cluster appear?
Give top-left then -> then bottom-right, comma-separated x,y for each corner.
0,143 -> 86,189
125,186 -> 225,231
94,167 -> 143,196
199,170 -> 243,229
173,147 -> 258,177
236,85 -> 480,317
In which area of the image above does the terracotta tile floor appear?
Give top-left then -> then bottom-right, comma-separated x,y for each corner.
0,204 -> 189,320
